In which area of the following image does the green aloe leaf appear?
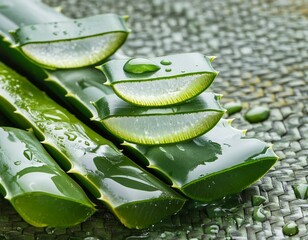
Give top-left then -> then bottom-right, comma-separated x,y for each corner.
98,53 -> 218,106
0,14 -> 224,146
0,0 -> 129,69
0,127 -> 96,227
0,62 -> 186,229
92,92 -> 225,145
124,119 -> 278,202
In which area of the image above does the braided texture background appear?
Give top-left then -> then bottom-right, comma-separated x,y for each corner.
0,0 -> 307,239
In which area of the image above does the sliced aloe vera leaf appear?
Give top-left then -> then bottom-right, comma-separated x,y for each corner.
98,53 -> 218,106
12,14 -> 129,69
0,0 -> 129,69
92,92 -> 225,145
124,119 -> 278,202
0,127 -> 96,227
0,62 -> 186,229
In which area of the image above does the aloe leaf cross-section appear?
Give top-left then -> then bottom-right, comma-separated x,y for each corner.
0,62 -> 186,229
0,127 -> 96,227
0,0 -> 129,69
98,53 -> 218,106
124,119 -> 279,202
92,92 -> 225,145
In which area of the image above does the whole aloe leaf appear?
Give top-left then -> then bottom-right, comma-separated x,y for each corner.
98,53 -> 218,106
92,92 -> 225,145
0,127 -> 96,227
0,62 -> 186,229
0,0 -> 129,69
124,119 -> 278,202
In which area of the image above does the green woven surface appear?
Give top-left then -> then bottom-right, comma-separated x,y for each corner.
1,0 -> 307,239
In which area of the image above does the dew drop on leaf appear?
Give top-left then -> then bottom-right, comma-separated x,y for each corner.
23,149 -> 33,160
123,58 -> 160,74
160,59 -> 172,65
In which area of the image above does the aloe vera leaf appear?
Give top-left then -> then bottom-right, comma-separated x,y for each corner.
92,92 -> 225,145
0,16 -> 224,145
0,0 -> 129,69
0,62 -> 186,229
98,53 -> 218,106
124,119 -> 278,202
0,127 -> 96,227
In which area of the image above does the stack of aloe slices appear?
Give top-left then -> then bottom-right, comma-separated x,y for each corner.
0,0 -> 278,229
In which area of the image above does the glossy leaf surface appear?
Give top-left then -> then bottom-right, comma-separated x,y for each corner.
124,120 -> 278,202
98,53 -> 218,106
0,0 -> 129,69
93,92 -> 225,145
0,127 -> 96,227
0,62 -> 185,229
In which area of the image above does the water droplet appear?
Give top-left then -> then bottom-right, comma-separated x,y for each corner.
204,224 -> 219,234
64,132 -> 77,141
176,145 -> 185,151
123,58 -> 160,74
85,141 -> 90,146
30,25 -> 36,31
165,68 -> 172,72
252,195 -> 266,206
224,101 -> 242,115
14,161 -> 21,166
160,59 -> 172,65
282,222 -> 299,236
165,152 -> 174,161
159,147 -> 167,153
233,215 -> 244,228
245,106 -> 270,123
293,184 -> 308,199
252,207 -> 267,222
23,149 -> 33,160
45,227 -> 55,234
53,32 -> 58,36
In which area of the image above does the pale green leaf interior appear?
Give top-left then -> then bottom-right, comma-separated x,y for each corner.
113,73 -> 214,106
103,111 -> 221,144
21,32 -> 125,69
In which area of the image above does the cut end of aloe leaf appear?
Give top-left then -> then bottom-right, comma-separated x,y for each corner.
114,198 -> 185,229
14,14 -> 129,69
93,92 -> 225,145
112,73 -> 217,106
182,154 -> 277,202
11,193 -> 96,227
103,111 -> 223,145
99,52 -> 218,106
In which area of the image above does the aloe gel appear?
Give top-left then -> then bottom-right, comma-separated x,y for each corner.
99,53 -> 218,106
0,0 -> 129,69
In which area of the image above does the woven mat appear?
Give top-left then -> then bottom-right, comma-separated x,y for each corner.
1,0 -> 307,239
